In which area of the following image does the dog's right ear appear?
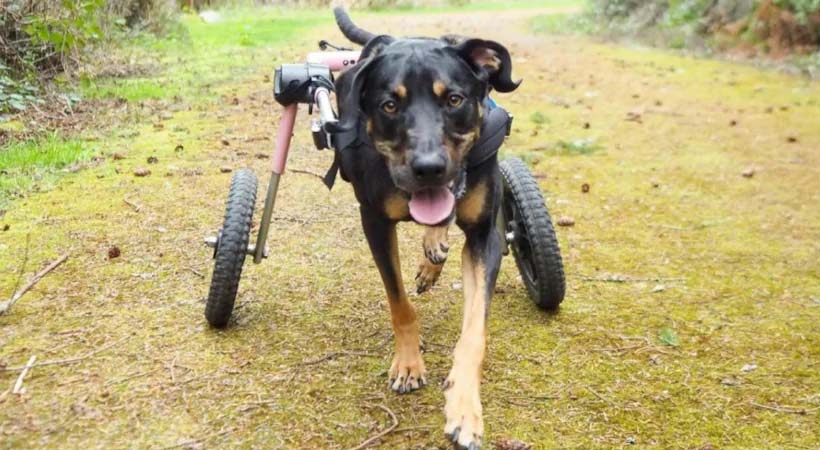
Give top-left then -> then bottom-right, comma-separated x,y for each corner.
330,35 -> 394,132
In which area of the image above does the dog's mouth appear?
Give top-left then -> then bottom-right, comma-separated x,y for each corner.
408,182 -> 456,225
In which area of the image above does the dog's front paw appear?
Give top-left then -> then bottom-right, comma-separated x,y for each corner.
443,370 -> 483,449
423,227 -> 449,264
388,348 -> 427,394
415,258 -> 443,294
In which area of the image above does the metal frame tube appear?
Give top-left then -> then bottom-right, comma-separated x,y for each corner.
253,173 -> 280,263
254,104 -> 298,263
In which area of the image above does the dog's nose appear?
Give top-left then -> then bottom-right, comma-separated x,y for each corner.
411,153 -> 447,184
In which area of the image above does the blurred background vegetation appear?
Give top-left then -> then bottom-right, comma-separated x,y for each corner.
1,0 -> 817,116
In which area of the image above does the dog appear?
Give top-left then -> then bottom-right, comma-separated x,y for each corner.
330,9 -> 520,449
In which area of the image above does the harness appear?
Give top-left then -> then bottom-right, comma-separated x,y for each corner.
322,100 -> 513,192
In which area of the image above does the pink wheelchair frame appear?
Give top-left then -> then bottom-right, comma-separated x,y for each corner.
247,51 -> 360,263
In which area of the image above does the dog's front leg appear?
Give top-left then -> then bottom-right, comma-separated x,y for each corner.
416,222 -> 450,293
360,207 -> 427,393
443,220 -> 502,450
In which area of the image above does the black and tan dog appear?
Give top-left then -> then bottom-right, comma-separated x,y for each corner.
330,9 -> 520,449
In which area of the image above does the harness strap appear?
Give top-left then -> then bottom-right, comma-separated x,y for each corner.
465,105 -> 511,170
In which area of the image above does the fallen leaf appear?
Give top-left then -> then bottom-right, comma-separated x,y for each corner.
133,168 -> 151,177
742,167 -> 755,178
220,166 -> 233,173
108,246 -> 121,259
112,152 -> 126,160
581,183 -> 590,193
174,144 -> 184,152
221,138 -> 230,146
786,136 -> 797,143
2,224 -> 9,231
147,156 -> 158,164
557,216 -> 575,227
651,284 -> 666,293
255,153 -> 269,159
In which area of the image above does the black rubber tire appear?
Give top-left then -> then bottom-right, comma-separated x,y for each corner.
499,157 -> 566,310
205,169 -> 257,327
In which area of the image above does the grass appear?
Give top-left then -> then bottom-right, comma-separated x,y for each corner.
530,10 -> 596,35
1,4 -> 819,450
1,8 -> 328,210
83,9 -> 331,103
0,134 -> 93,210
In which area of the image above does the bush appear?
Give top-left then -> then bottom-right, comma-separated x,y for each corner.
0,0 -> 177,112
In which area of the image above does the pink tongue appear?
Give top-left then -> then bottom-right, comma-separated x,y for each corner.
408,187 -> 455,225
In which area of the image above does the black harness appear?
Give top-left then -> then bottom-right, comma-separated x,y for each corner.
322,104 -> 513,192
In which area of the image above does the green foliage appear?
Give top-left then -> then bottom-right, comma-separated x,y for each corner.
663,0 -> 713,27
659,328 -> 680,347
0,64 -> 41,113
554,138 -> 602,155
23,0 -> 105,54
775,0 -> 820,24
529,111 -> 549,124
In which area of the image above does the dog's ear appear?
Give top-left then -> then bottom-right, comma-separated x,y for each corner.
454,39 -> 520,93
329,35 -> 394,132
360,34 -> 394,58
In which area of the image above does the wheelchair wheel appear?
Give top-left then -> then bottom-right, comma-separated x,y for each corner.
205,169 -> 257,327
499,157 -> 565,310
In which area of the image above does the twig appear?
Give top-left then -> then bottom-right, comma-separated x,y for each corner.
290,168 -> 326,182
297,351 -> 380,366
580,274 -> 684,283
585,385 -> 614,405
11,355 -> 37,394
1,335 -> 129,372
347,404 -> 399,450
750,402 -> 817,415
123,197 -> 141,212
1,253 -> 69,316
187,267 -> 205,279
237,399 -> 278,413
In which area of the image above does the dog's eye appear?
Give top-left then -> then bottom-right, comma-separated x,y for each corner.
381,100 -> 397,114
447,94 -> 464,108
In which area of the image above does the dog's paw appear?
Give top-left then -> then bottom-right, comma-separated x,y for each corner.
425,240 -> 449,264
443,370 -> 483,450
388,348 -> 427,394
423,227 -> 449,264
415,258 -> 444,294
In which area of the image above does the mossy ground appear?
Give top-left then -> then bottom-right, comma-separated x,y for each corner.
1,4 -> 818,450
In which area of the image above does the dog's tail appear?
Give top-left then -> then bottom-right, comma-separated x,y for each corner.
333,7 -> 375,46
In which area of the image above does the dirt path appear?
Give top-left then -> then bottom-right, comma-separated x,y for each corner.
1,8 -> 818,450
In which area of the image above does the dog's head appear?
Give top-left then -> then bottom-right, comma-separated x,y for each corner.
336,34 -> 519,223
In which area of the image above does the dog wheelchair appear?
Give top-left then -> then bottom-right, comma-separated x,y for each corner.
203,45 -> 566,328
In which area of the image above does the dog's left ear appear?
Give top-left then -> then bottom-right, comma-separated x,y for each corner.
455,39 -> 521,93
